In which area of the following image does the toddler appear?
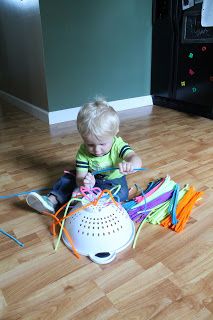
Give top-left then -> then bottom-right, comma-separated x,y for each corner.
26,98 -> 142,213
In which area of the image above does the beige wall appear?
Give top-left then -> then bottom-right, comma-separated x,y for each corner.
0,0 -> 48,110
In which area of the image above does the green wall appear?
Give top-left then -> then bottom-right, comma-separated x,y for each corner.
40,0 -> 152,112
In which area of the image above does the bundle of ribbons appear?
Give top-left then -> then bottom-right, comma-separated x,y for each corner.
123,176 -> 204,248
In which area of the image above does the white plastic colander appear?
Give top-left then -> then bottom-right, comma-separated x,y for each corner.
62,188 -> 135,264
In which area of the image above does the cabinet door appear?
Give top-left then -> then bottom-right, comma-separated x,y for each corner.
151,0 -> 176,98
176,43 -> 213,107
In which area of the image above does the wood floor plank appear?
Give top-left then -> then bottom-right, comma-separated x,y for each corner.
95,259 -> 144,293
0,100 -> 212,319
109,279 -> 182,320
107,262 -> 173,306
71,297 -> 118,320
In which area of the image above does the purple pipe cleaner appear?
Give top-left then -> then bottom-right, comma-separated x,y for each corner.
134,210 -> 152,223
128,190 -> 174,222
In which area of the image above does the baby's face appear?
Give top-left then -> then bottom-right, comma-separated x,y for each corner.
82,134 -> 114,157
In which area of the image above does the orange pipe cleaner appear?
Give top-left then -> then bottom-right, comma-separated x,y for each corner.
43,189 -> 119,259
161,186 -> 204,232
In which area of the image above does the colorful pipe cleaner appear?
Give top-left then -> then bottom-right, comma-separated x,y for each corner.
124,176 -> 204,248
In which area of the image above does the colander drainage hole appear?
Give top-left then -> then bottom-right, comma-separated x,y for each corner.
95,252 -> 110,258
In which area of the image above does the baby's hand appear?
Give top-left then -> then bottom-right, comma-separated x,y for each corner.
118,162 -> 135,175
72,187 -> 81,198
83,172 -> 96,188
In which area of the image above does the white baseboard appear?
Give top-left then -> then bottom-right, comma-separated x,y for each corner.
48,95 -> 153,124
0,90 -> 153,125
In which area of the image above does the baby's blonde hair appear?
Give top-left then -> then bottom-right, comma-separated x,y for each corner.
77,98 -> 120,139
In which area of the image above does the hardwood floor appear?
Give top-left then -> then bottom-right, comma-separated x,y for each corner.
0,99 -> 212,320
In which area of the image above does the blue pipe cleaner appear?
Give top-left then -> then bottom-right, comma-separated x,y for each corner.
0,228 -> 24,247
143,178 -> 163,194
168,184 -> 180,225
122,200 -> 136,211
92,167 -> 147,176
0,188 -> 50,199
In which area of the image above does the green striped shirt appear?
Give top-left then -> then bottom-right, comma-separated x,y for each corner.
76,136 -> 133,179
